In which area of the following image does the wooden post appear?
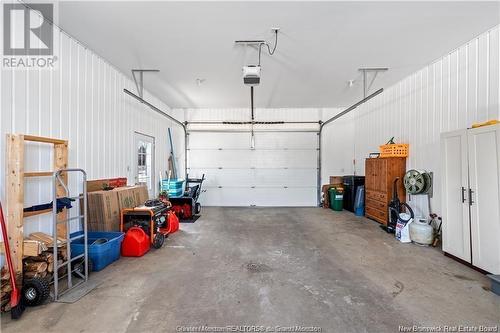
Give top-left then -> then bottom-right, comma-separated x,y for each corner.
6,134 -> 24,276
54,142 -> 69,238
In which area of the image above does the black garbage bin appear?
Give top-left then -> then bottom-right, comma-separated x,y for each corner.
342,176 -> 365,212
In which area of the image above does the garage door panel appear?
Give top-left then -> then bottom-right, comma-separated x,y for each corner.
255,132 -> 318,149
189,168 -> 317,187
189,132 -> 250,149
188,168 -> 245,187
253,169 -> 317,186
189,132 -> 318,150
189,150 -> 317,169
200,187 -> 316,206
252,187 -> 316,206
200,187 -> 249,206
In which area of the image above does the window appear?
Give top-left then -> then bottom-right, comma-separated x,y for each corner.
134,132 -> 155,196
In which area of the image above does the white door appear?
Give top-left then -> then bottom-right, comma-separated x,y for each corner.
441,129 -> 471,263
468,124 -> 500,274
188,131 -> 318,206
134,132 -> 155,197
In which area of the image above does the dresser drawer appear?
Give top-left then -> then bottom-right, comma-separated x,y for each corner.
366,199 -> 387,211
366,206 -> 387,224
366,189 -> 387,203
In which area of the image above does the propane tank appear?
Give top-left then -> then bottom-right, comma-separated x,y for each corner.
409,218 -> 434,246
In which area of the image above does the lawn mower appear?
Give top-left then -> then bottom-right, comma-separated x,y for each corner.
169,174 -> 205,220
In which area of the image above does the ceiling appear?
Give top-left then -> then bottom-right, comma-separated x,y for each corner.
58,1 -> 500,109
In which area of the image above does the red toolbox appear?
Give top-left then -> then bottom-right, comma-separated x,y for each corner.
108,177 -> 127,188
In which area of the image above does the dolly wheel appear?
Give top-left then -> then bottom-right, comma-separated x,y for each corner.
152,233 -> 165,249
72,258 -> 93,278
195,202 -> 201,215
22,277 -> 50,306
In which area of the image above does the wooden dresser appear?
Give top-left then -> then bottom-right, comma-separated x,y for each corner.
365,157 -> 406,225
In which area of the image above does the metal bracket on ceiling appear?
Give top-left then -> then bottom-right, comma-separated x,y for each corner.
234,40 -> 266,46
358,68 -> 388,98
131,69 -> 160,99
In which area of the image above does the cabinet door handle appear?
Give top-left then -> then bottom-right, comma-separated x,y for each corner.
461,187 -> 467,203
468,188 -> 474,206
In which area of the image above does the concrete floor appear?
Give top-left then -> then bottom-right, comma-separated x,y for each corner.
1,207 -> 499,332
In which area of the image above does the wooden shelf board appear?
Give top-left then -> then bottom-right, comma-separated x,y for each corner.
23,208 -> 52,218
24,171 -> 53,177
23,135 -> 67,145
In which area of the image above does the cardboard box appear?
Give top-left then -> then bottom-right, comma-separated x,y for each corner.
129,185 -> 149,206
329,176 -> 343,185
81,177 -> 127,217
87,179 -> 110,193
114,187 -> 137,211
322,184 -> 336,209
87,190 -> 121,231
86,185 -> 148,232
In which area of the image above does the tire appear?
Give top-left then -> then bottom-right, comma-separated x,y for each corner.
195,202 -> 201,215
22,277 -> 50,306
152,233 -> 165,249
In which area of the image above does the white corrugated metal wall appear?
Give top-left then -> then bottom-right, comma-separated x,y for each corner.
353,26 -> 500,218
321,109 -> 356,178
0,21 -> 185,239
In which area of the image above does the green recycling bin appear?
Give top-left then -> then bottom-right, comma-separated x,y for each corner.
329,187 -> 344,211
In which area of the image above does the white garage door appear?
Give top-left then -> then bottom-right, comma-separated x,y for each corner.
187,131 -> 318,206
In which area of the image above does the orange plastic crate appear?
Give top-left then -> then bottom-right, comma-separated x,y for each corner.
379,144 -> 409,158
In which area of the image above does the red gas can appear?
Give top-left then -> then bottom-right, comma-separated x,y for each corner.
121,227 -> 150,257
168,211 -> 180,233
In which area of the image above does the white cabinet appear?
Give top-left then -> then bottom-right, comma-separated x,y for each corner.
441,129 -> 471,262
441,124 -> 500,274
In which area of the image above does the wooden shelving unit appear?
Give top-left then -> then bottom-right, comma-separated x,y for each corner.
6,134 -> 68,276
